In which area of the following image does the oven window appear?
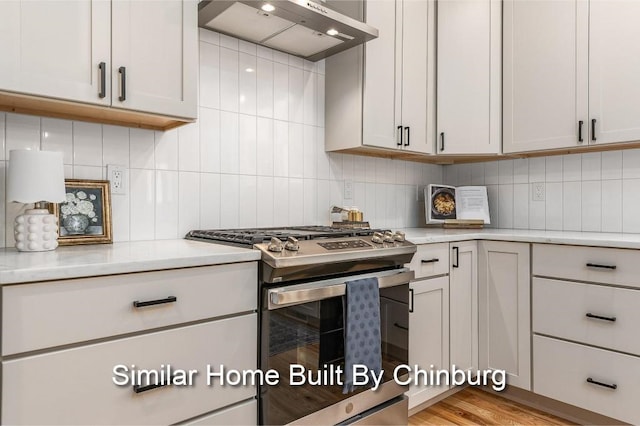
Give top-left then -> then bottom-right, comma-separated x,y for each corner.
260,285 -> 409,425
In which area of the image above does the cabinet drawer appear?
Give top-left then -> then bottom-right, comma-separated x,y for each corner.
533,278 -> 640,356
533,244 -> 640,288
533,335 -> 640,425
2,315 -> 257,425
182,399 -> 257,425
2,263 -> 257,355
407,243 -> 449,279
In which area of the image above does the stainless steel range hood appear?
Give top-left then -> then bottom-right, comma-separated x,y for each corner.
198,0 -> 378,62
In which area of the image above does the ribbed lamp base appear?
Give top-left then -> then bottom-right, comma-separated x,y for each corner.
14,209 -> 59,252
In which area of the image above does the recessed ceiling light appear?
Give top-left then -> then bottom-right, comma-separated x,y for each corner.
261,4 -> 275,12
327,29 -> 339,36
245,68 -> 255,73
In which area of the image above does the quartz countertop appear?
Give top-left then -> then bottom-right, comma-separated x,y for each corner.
0,239 -> 260,284
403,228 -> 640,249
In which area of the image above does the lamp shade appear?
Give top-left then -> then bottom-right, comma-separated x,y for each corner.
7,149 -> 66,204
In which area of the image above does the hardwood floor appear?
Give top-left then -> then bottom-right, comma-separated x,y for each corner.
409,387 -> 575,425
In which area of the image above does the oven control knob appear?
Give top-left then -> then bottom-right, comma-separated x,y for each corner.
284,236 -> 299,251
371,232 -> 384,244
393,231 -> 406,242
267,237 -> 284,252
383,231 -> 395,243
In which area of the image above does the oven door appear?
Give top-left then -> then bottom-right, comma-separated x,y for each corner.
260,268 -> 413,425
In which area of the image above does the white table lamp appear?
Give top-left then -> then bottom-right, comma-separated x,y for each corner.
7,149 -> 66,252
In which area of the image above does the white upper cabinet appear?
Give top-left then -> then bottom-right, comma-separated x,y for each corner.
0,0 -> 111,105
589,0 -> 640,145
111,0 -> 197,119
325,0 -> 435,155
504,0 -> 640,153
436,0 -> 501,155
503,0 -> 588,153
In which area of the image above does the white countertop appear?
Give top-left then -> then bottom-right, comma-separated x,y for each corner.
403,228 -> 640,249
0,239 -> 260,285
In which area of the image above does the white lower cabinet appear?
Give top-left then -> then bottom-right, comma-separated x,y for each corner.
1,263 -> 259,425
478,241 -> 531,390
449,241 -> 478,374
182,400 -> 258,425
534,335 -> 640,425
407,276 -> 450,409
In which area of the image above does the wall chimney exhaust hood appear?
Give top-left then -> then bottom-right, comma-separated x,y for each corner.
198,0 -> 378,62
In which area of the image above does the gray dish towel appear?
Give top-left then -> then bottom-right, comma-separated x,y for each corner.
343,277 -> 382,394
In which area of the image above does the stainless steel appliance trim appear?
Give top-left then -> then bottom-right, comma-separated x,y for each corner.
267,268 -> 414,309
290,379 -> 407,425
343,395 -> 408,425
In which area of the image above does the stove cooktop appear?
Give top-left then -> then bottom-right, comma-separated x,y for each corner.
185,226 -> 385,247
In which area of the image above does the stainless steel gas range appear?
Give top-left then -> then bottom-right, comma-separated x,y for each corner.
186,226 -> 416,425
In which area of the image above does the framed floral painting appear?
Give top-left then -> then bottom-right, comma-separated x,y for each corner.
49,179 -> 112,245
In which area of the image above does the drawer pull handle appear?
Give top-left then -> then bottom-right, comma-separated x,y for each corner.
586,377 -> 617,390
421,258 -> 440,264
409,288 -> 414,313
133,376 -> 174,394
393,322 -> 408,331
586,312 -> 616,322
133,296 -> 177,308
586,263 -> 616,270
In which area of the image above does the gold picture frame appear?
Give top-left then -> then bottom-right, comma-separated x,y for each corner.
49,179 -> 113,245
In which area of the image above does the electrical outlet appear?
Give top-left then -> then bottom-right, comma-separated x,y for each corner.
344,180 -> 354,200
107,165 -> 128,195
532,182 -> 545,201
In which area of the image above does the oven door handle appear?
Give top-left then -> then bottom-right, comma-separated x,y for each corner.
268,270 -> 415,309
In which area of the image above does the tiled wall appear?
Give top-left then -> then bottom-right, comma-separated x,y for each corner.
0,29 -> 442,248
443,150 -> 639,232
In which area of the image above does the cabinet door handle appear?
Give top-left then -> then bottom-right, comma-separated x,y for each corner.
393,322 -> 408,331
586,312 -> 617,322
133,296 -> 177,308
452,246 -> 459,268
578,120 -> 584,143
586,262 -> 616,270
440,132 -> 445,152
98,62 -> 106,99
409,288 -> 414,313
421,258 -> 439,264
133,381 -> 169,394
586,377 -> 617,390
591,119 -> 597,142
119,66 -> 127,102
404,126 -> 410,146
397,125 -> 403,146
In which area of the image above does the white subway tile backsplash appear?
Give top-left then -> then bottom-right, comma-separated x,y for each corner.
199,173 -> 221,230
41,118 -> 72,164
498,184 -> 514,228
601,151 -> 622,180
288,66 -> 304,124
498,160 -> 514,185
273,50 -> 289,65
288,54 -> 304,69
102,125 -> 129,167
73,122 -> 102,167
513,158 -> 528,184
364,183 -> 377,226
178,121 -> 200,172
0,114 -> 5,161
274,176 -> 290,224
155,170 -> 179,239
256,57 -> 274,118
470,162 -> 485,185
486,184 -> 499,228
288,122 -> 304,178
6,113 -> 40,153
303,178 -> 317,225
154,129 -> 178,171
342,154 -> 355,182
239,53 -> 257,116
256,176 -> 274,227
129,129 -> 155,170
545,156 -> 562,182
513,184 -> 529,229
273,120 -> 289,177
199,108 -> 220,173
602,179 -> 622,232
239,40 -> 257,56
199,41 -> 220,110
529,186 -> 546,230
622,179 -> 640,232
257,45 -> 274,60
316,179 -> 330,225
130,169 -> 155,241
581,152 -> 601,181
303,125 -> 317,179
289,178 -> 304,226
545,182 -> 563,230
528,157 -> 545,183
582,181 -> 601,232
219,34 -> 239,50
622,149 -> 640,179
328,152 -> 343,181
484,161 -> 499,185
199,28 -> 220,46
219,47 -> 239,113
273,62 -> 289,121
238,114 -> 257,175
73,165 -> 104,180
178,172 -> 200,235
238,175 -> 257,227
316,74 -> 325,127
303,70 -> 317,126
562,181 -> 581,231
111,191 -> 130,242
219,111 -> 239,174
256,118 -> 274,176
562,154 -> 581,182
